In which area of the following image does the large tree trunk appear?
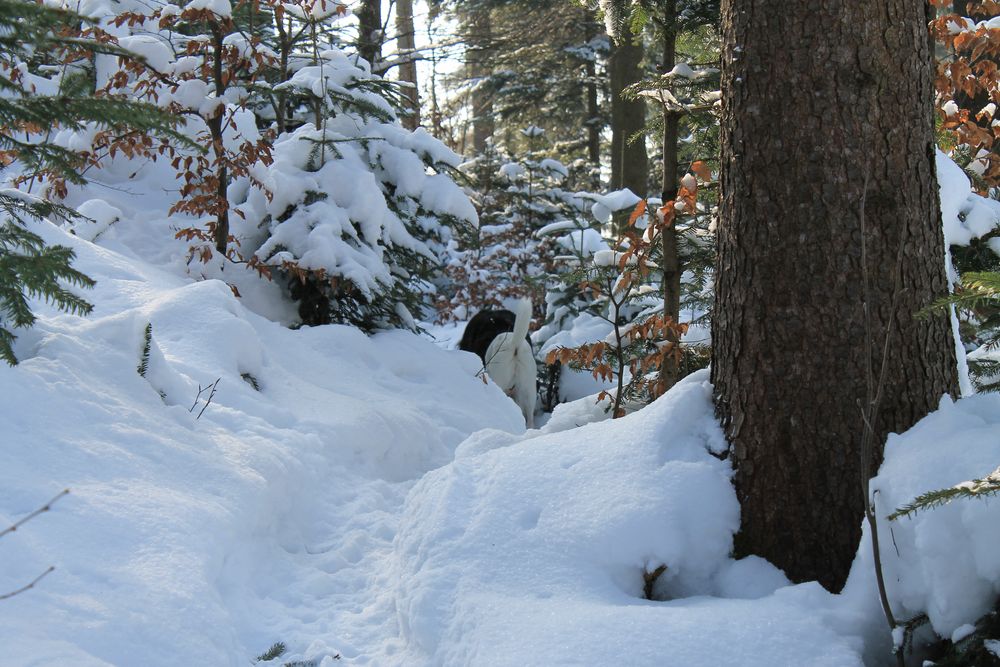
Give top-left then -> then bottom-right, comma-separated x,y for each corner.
609,36 -> 648,199
357,0 -> 382,70
395,0 -> 419,130
712,0 -> 958,592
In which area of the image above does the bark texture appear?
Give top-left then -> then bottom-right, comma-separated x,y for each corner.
357,0 -> 382,70
395,0 -> 420,130
609,36 -> 648,198
712,0 -> 958,592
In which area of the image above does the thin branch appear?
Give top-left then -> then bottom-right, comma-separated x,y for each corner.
190,382 -> 211,412
196,378 -> 221,420
0,566 -> 55,602
0,489 -> 70,540
858,175 -> 905,667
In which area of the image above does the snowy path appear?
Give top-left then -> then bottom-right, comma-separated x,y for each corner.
219,471 -> 412,663
0,226 -> 525,666
220,325 -> 517,664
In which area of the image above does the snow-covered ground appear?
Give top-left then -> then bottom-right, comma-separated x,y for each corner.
1,154 -> 999,666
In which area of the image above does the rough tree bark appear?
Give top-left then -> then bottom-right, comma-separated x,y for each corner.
357,0 -> 382,69
609,34 -> 648,200
712,0 -> 958,592
395,0 -> 420,130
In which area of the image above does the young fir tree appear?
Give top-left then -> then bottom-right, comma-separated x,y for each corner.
0,0 -> 180,365
234,45 -> 477,330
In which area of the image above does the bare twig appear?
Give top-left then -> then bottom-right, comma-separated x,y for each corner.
0,566 -> 55,601
643,564 -> 667,600
0,489 -> 70,540
858,179 -> 905,667
195,378 -> 221,420
0,489 -> 69,601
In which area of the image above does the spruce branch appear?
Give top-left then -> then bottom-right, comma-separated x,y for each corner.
889,467 -> 1000,521
137,323 -> 153,378
255,641 -> 287,663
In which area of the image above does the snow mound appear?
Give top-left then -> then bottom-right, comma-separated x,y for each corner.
390,371 -> 868,666
854,393 -> 1000,638
937,150 -> 1000,281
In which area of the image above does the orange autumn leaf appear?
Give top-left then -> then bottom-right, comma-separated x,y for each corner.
691,160 -> 713,181
627,199 -> 647,228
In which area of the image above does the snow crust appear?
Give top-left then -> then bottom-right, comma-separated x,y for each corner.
1,207 -> 997,664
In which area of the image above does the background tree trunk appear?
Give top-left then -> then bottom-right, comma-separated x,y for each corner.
357,0 -> 382,69
584,12 -> 602,185
467,8 -> 494,154
712,0 -> 958,592
395,0 -> 420,130
658,0 -> 681,392
609,36 -> 648,199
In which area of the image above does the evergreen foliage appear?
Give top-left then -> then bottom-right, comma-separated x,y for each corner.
929,603 -> 1000,667
236,46 -> 475,331
0,219 -> 94,365
439,129 -> 592,321
927,271 -> 1000,392
241,372 -> 261,392
889,466 -> 1000,521
137,323 -> 153,378
255,641 -> 287,662
432,0 -> 609,165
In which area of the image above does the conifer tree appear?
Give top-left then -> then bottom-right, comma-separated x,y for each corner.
0,0 -> 180,364
712,0 -> 958,592
234,45 -> 477,330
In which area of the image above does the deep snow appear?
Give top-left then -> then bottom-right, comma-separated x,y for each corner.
3,213 -> 999,666
1,146 -> 999,665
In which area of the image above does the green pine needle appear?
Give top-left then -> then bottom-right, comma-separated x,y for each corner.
889,467 -> 1000,520
137,323 -> 153,378
255,641 -> 286,662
